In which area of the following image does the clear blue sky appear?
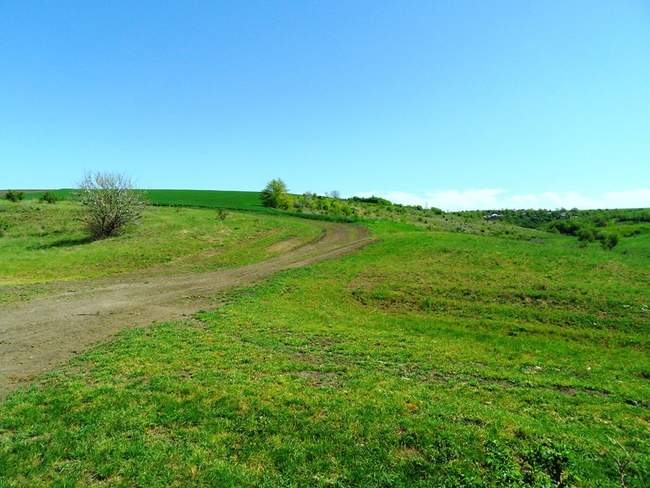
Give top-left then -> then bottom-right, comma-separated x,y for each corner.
2,1 -> 649,209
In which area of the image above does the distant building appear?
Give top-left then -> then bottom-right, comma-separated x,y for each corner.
484,213 -> 502,221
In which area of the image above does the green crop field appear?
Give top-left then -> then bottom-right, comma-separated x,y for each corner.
143,189 -> 265,211
1,189 -> 265,210
0,191 -> 649,487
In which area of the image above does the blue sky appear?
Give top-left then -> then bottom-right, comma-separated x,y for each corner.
1,1 -> 649,209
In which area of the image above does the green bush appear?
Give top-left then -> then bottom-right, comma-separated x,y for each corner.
577,229 -> 595,242
350,195 -> 392,205
261,178 -> 290,209
0,219 -> 8,237
5,190 -> 24,202
216,208 -> 227,221
39,191 -> 60,204
549,220 -> 581,236
593,216 -> 608,227
601,233 -> 619,250
290,192 -> 359,219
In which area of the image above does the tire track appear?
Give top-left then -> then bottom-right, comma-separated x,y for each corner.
0,222 -> 373,398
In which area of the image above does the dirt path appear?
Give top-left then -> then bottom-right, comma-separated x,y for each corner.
0,222 -> 373,398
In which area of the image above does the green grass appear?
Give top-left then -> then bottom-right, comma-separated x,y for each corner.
0,199 -> 320,300
1,219 -> 648,486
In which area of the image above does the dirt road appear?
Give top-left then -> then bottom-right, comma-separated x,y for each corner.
0,222 -> 373,398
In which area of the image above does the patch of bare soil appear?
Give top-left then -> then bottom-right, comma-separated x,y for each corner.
266,237 -> 305,254
0,222 -> 373,398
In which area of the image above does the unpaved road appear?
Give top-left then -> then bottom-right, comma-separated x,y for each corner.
0,222 -> 373,398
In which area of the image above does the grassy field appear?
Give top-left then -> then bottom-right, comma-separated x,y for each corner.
1,200 -> 648,486
4,188 -> 359,223
0,199 -> 320,301
143,189 -> 264,211
2,189 -> 265,210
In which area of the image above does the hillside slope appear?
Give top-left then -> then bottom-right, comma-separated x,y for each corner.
1,219 -> 648,486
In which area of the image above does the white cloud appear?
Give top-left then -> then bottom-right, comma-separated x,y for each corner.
354,188 -> 650,211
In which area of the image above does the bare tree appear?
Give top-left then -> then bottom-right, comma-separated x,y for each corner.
79,172 -> 145,239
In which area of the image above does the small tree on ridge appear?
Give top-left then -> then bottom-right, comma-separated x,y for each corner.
261,178 -> 290,209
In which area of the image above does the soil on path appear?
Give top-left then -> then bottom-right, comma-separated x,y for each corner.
0,222 -> 373,398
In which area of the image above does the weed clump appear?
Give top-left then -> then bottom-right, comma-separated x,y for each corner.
522,441 -> 576,487
484,439 -> 576,487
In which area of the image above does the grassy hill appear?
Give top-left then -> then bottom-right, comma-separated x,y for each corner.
0,198 -> 319,302
1,191 -> 649,486
7,188 -> 649,237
